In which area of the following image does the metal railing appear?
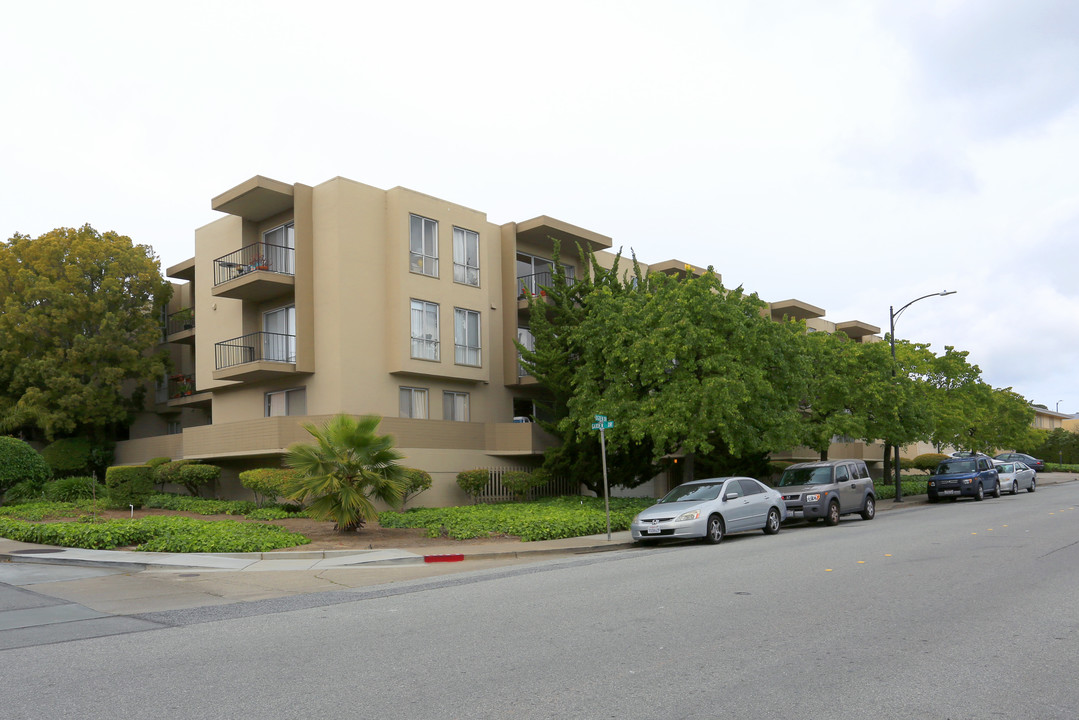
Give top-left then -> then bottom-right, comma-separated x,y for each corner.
213,242 -> 295,286
166,309 -> 195,335
517,272 -> 575,299
215,331 -> 296,370
472,467 -> 579,503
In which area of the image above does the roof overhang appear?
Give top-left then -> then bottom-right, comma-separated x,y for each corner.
770,299 -> 825,321
515,216 -> 612,252
212,176 -> 294,221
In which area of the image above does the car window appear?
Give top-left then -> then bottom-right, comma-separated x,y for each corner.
1016,462 -> 1027,470
738,478 -> 764,496
997,463 -> 1014,473
978,459 -> 990,471
853,462 -> 869,480
835,465 -> 850,482
778,467 -> 833,486
659,482 -> 723,503
723,480 -> 740,498
939,460 -> 975,473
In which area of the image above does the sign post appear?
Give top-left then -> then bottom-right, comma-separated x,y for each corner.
591,415 -> 615,540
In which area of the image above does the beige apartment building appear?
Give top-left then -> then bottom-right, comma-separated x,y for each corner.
118,175 -> 883,503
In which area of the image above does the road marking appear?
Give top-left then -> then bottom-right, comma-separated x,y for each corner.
857,561 -> 865,564
884,554 -> 892,557
825,568 -> 833,572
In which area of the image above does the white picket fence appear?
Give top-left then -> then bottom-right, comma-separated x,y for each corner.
476,467 -> 580,503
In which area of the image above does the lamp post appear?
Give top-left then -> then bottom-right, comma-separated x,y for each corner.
889,290 -> 956,502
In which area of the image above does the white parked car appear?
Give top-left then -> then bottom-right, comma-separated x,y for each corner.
993,460 -> 1036,494
631,477 -> 786,544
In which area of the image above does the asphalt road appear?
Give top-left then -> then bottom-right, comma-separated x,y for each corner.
2,482 -> 1077,719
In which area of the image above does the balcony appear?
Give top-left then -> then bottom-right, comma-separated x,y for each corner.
212,242 -> 295,302
165,308 -> 195,344
213,331 -> 299,382
517,272 -> 575,300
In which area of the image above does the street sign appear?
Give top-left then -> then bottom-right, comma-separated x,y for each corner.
591,421 -> 614,430
594,414 -> 607,422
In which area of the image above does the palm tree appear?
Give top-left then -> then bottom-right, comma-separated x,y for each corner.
285,414 -> 406,531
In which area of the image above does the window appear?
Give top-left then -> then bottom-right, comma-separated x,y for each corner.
265,387 -> 306,417
443,391 -> 470,421
454,308 -> 481,366
263,305 -> 296,362
453,227 -> 480,286
835,465 -> 850,482
517,327 -> 534,377
263,222 -> 295,273
166,420 -> 182,435
410,299 -> 440,361
409,214 -> 438,277
516,252 -> 575,296
399,387 -> 428,419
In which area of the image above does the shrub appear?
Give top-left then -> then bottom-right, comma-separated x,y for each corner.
105,466 -> 154,509
401,467 -> 433,508
40,438 -> 94,478
154,460 -> 220,497
239,468 -> 301,507
144,493 -> 256,515
147,456 -> 172,469
500,470 -> 545,501
44,476 -> 101,502
4,480 -> 47,504
456,469 -> 489,502
0,436 -> 52,497
912,453 -> 949,473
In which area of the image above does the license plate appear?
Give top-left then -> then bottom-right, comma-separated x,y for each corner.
646,525 -> 661,534
940,490 -> 959,496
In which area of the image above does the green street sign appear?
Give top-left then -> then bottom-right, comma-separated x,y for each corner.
591,421 -> 614,430
594,414 -> 607,422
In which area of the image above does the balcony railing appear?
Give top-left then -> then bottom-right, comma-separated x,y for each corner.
215,331 -> 296,370
213,242 -> 295,286
166,309 -> 195,335
517,272 -> 575,299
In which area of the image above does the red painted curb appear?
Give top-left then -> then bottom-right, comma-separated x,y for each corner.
424,554 -> 465,563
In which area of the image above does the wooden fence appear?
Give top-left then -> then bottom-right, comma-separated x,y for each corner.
475,467 -> 580,503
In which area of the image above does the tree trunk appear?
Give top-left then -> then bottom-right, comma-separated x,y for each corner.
883,443 -> 893,487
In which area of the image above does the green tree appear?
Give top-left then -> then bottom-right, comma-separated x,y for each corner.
797,331 -> 872,459
284,415 -> 405,531
0,435 -> 52,497
557,267 -> 807,470
0,225 -> 172,440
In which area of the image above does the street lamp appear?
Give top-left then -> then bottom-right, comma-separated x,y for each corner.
1056,400 -> 1062,412
889,290 -> 957,502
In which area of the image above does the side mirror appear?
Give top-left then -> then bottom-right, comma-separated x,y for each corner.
724,492 -> 739,501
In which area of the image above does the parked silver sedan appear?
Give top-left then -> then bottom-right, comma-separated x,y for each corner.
631,477 -> 786,544
993,461 -> 1036,494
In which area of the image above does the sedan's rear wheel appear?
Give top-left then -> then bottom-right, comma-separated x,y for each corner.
705,514 -> 725,544
974,483 -> 985,501
1028,478 -> 1036,493
1011,479 -> 1020,495
860,496 -> 875,521
825,500 -> 840,526
763,507 -> 781,535
992,481 -> 1001,498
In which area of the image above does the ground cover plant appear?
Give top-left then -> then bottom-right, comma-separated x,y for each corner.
378,496 -> 655,541
0,514 -> 309,552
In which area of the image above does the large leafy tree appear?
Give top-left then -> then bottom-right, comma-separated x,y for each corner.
284,414 -> 405,531
530,262 -> 807,482
0,225 -> 171,440
797,330 -> 872,459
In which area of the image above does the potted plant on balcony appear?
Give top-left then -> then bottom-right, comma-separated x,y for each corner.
174,307 -> 194,330
250,254 -> 270,272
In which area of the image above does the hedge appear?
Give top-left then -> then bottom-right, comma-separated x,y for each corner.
105,466 -> 154,509
239,468 -> 302,507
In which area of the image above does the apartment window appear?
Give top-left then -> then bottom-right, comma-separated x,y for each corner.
454,308 -> 481,366
166,420 -> 182,435
265,387 -> 307,417
410,299 -> 440,361
409,214 -> 438,277
453,227 -> 479,286
262,222 -> 295,273
516,252 -> 574,296
400,386 -> 429,419
263,305 -> 296,362
517,326 -> 535,377
443,391 -> 470,421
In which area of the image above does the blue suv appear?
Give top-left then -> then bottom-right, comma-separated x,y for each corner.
928,456 -> 1000,502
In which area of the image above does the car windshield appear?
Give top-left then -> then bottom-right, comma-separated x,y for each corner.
939,460 -> 975,473
777,467 -> 832,486
997,463 -> 1015,473
659,482 -> 723,503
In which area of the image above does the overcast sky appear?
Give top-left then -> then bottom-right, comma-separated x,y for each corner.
3,0 -> 1077,414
